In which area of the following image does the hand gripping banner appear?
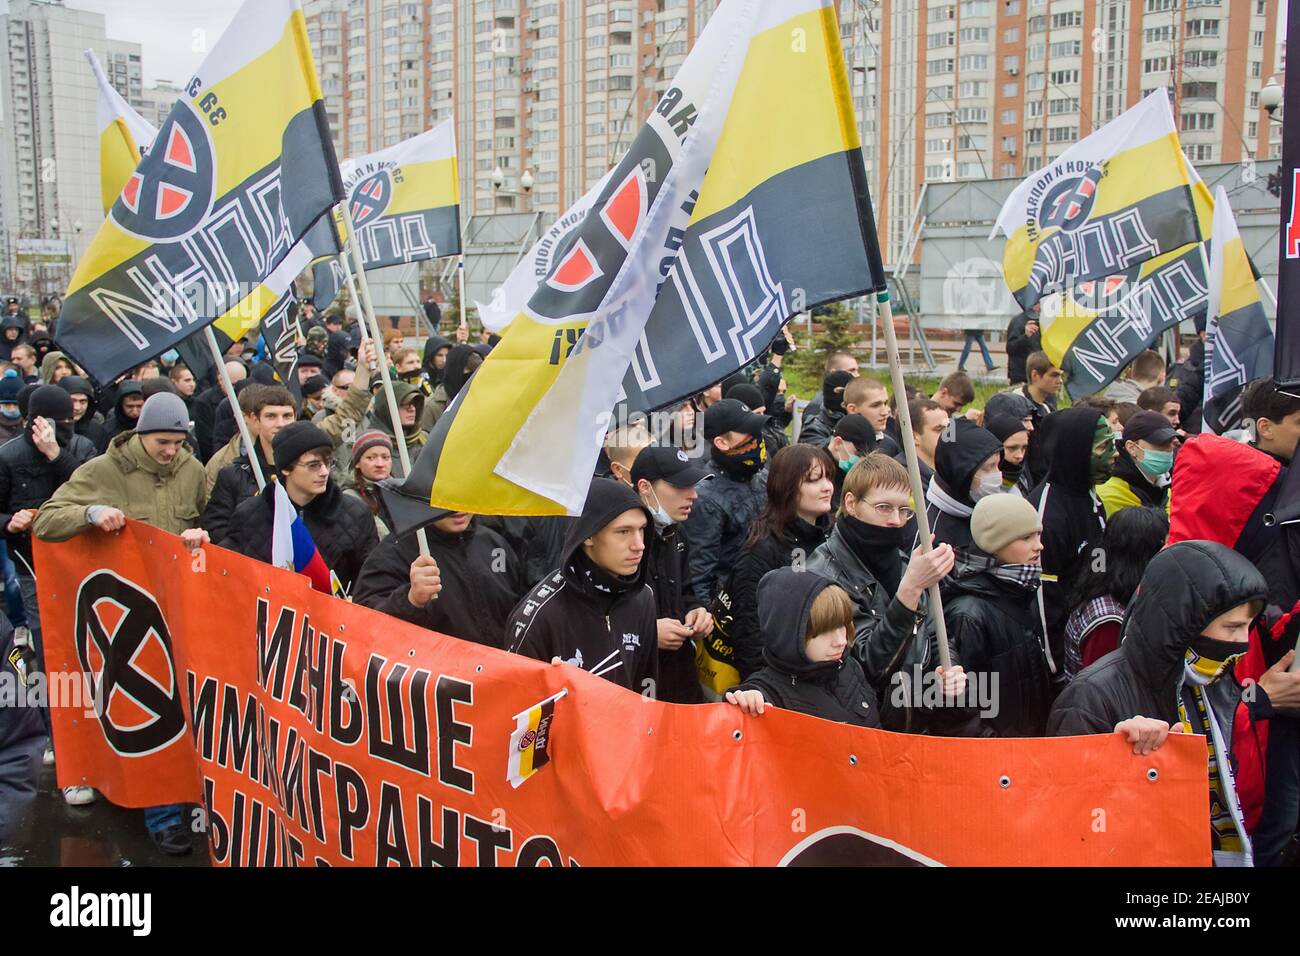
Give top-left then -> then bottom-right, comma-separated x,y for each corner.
36,523 -> 1210,867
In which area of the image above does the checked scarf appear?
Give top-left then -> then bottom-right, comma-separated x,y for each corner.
1180,648 -> 1252,867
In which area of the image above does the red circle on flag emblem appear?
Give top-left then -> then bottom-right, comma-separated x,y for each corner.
111,102 -> 216,243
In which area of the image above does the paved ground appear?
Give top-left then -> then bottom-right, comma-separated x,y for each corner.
0,764 -> 207,868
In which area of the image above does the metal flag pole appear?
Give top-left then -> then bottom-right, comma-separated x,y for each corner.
203,325 -> 264,491
337,202 -> 430,557
877,288 -> 951,669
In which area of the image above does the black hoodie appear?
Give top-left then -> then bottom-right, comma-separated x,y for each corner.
441,344 -> 478,402
102,379 -> 144,450
924,418 -> 1002,550
353,518 -> 528,648
0,313 -> 26,363
505,479 -> 659,692
422,335 -> 452,386
732,568 -> 880,727
1049,542 -> 1270,739
57,375 -> 108,451
1027,406 -> 1108,674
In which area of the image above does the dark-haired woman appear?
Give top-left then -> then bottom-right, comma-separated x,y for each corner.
726,443 -> 835,678
1062,505 -> 1169,680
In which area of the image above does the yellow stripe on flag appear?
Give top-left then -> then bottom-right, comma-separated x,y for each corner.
1218,236 -> 1262,317
432,316 -> 585,515
385,157 -> 460,216
204,12 -> 322,196
692,6 -> 857,224
99,118 -> 144,215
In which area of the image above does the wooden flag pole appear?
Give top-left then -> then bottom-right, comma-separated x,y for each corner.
337,202 -> 430,558
876,290 -> 951,669
204,326 -> 265,492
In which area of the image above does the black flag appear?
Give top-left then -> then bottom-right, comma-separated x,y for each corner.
1275,6 -> 1300,393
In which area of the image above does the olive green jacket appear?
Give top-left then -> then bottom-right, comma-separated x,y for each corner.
33,432 -> 209,541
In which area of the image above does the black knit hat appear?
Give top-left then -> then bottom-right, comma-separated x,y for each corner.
271,421 -> 332,471
27,384 -> 73,422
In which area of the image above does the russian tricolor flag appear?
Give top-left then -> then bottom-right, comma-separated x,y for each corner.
271,479 -> 342,596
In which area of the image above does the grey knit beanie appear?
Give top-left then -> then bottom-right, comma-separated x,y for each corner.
134,392 -> 190,435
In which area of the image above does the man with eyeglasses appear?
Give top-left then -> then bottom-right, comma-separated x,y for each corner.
221,422 -> 378,596
806,454 -> 956,730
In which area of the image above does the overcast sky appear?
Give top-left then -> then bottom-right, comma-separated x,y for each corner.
14,0 -> 244,85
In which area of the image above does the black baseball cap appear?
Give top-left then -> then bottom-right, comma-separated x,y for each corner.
832,413 -> 874,450
703,398 -> 768,441
1122,410 -> 1178,446
631,445 -> 711,489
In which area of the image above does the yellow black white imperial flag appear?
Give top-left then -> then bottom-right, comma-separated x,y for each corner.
310,121 -> 461,309
427,0 -> 886,515
56,0 -> 343,385
993,90 -> 1201,313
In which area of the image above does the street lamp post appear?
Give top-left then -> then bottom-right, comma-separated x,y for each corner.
1261,78 -> 1283,124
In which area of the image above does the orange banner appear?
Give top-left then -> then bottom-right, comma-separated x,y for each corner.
36,522 -> 1211,866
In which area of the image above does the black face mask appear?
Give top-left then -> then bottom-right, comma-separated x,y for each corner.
1189,634 -> 1248,666
837,513 -> 904,595
1000,455 -> 1023,483
712,433 -> 765,479
397,368 -> 422,384
55,420 -> 73,447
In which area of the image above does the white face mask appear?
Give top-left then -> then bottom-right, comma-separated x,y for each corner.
970,471 -> 1004,501
647,489 -> 674,528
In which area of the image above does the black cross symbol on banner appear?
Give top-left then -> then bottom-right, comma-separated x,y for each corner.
74,571 -> 186,757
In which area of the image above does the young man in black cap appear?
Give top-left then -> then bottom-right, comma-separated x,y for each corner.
822,413 -> 875,512
221,422 -> 378,594
798,369 -> 854,445
299,374 -> 330,419
726,382 -> 789,461
506,478 -> 658,693
1097,410 -> 1177,517
632,446 -> 714,704
681,397 -> 769,608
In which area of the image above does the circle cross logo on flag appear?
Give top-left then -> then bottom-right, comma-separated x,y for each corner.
349,170 -> 393,227
1038,166 -> 1104,234
74,571 -> 186,757
111,103 -> 216,243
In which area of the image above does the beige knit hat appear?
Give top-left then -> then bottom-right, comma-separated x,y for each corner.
970,494 -> 1042,555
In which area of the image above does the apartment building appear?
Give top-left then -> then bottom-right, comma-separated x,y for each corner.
305,0 -> 1282,264
0,0 -> 142,278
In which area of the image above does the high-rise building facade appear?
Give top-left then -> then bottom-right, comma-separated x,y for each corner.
303,0 -> 1282,265
863,0 -> 1281,260
0,0 -> 142,281
305,0 -> 713,219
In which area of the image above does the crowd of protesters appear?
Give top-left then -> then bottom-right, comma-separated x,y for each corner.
0,290 -> 1298,868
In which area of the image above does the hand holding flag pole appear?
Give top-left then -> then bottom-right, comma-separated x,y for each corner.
337,200 -> 431,557
876,290 -> 951,669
